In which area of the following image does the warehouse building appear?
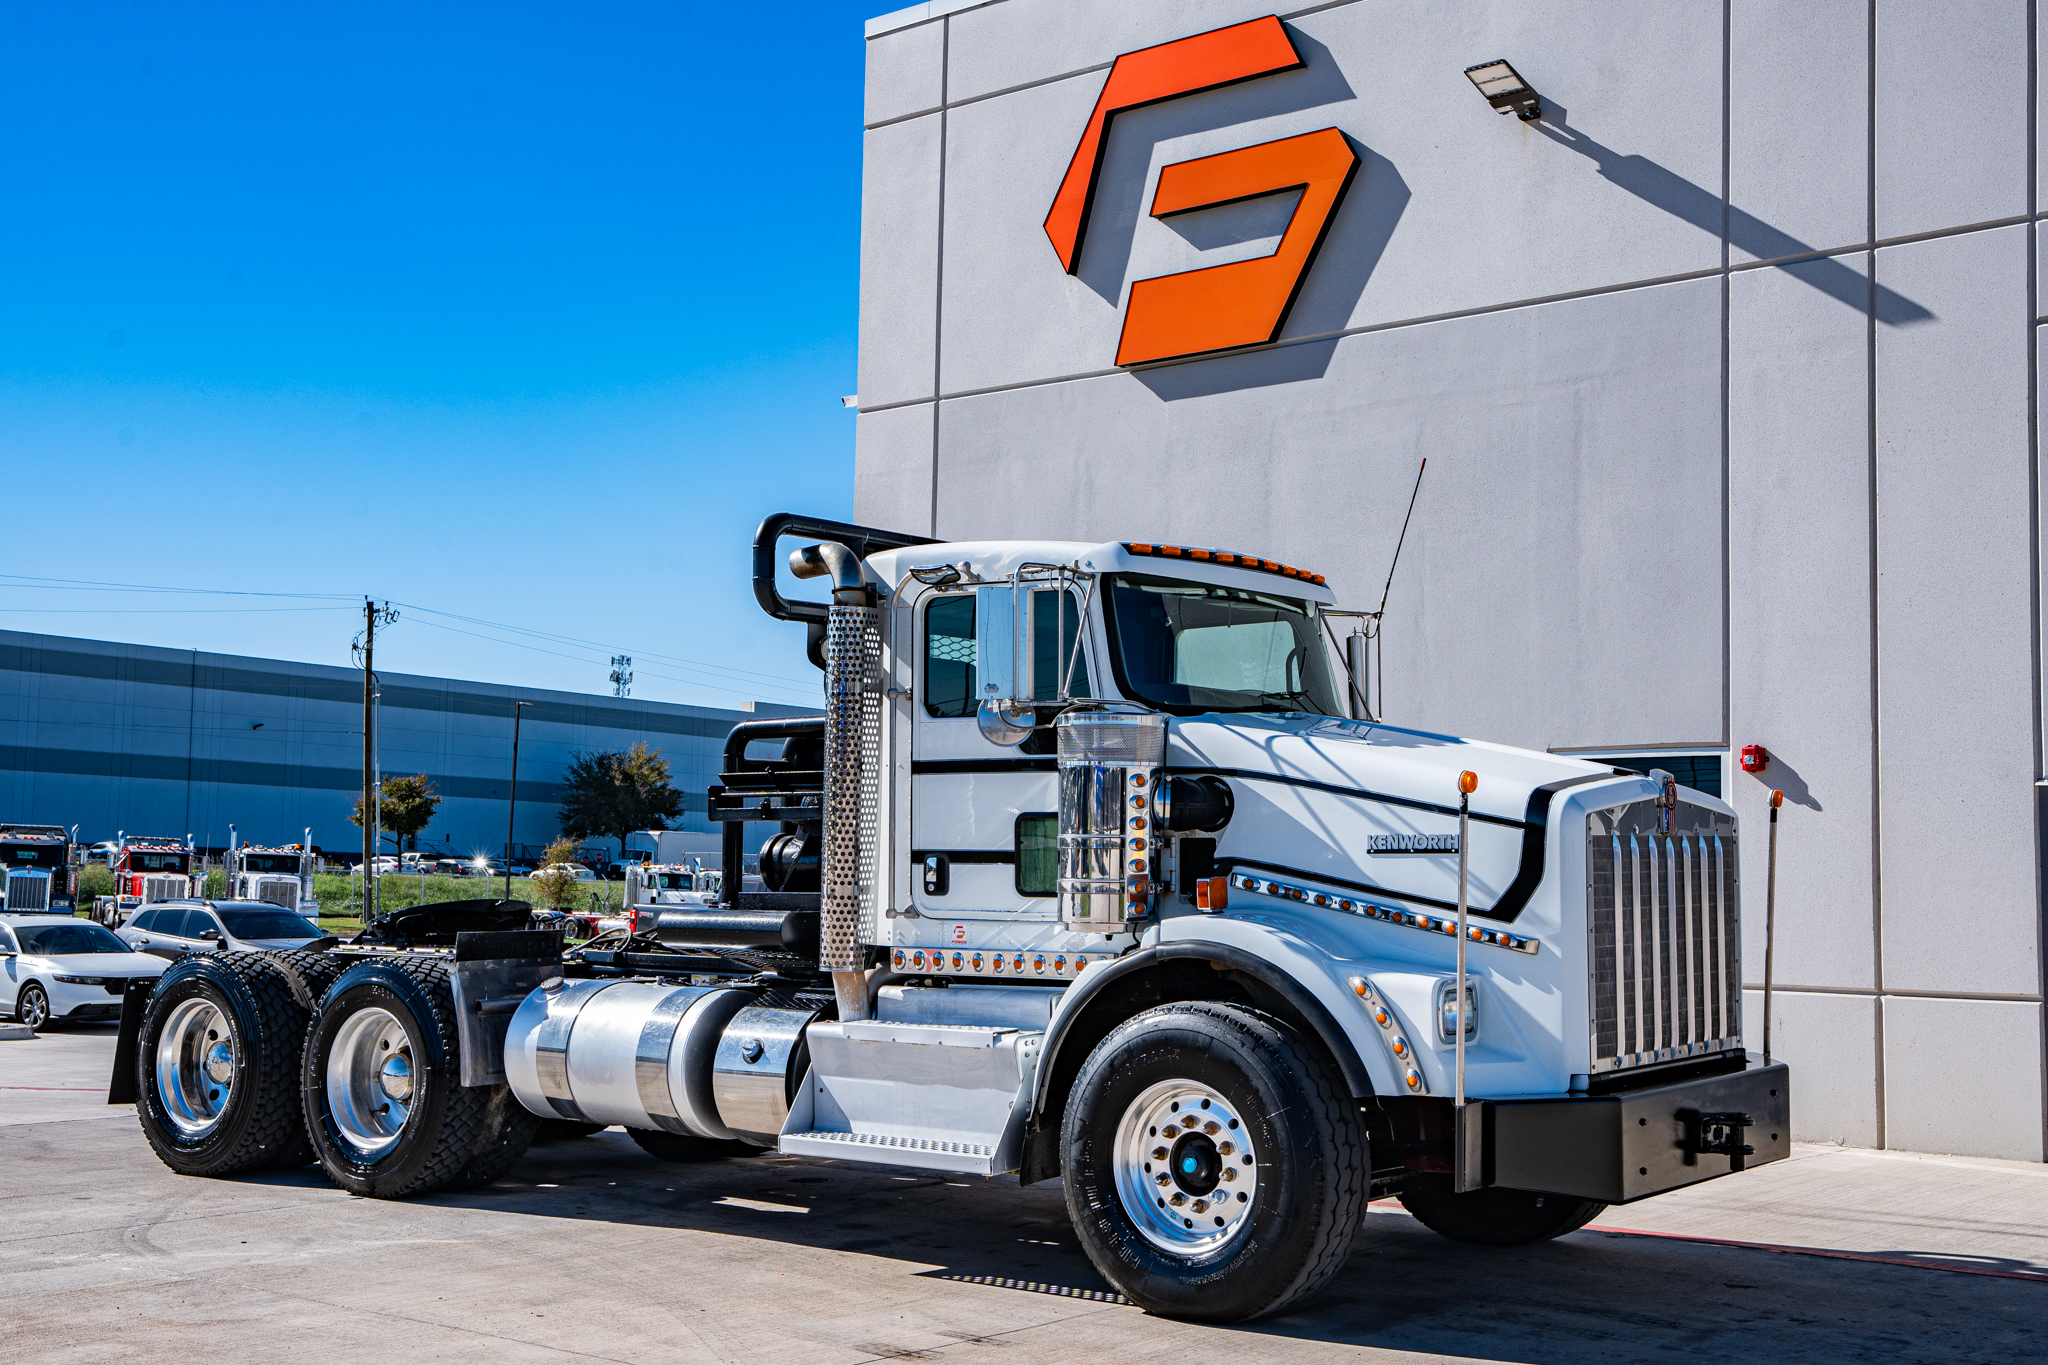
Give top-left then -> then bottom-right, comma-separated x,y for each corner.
0,628 -> 808,861
852,0 -> 2045,1159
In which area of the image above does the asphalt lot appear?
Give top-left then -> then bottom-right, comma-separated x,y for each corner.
3,1025 -> 2043,1364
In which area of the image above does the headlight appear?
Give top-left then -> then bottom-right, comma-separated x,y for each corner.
54,975 -> 107,986
1436,979 -> 1478,1043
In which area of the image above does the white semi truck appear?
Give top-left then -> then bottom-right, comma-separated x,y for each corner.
227,831 -> 319,916
113,513 -> 1787,1323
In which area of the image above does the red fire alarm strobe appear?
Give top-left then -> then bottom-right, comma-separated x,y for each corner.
1740,744 -> 1769,774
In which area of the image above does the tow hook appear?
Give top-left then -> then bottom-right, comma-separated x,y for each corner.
1679,1109 -> 1756,1171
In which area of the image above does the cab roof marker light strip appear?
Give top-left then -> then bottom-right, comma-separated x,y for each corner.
1122,542 -> 1327,587
1227,872 -> 1540,955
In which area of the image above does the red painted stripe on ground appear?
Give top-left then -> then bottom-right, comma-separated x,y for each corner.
1371,1200 -> 2048,1285
1584,1223 -> 2048,1285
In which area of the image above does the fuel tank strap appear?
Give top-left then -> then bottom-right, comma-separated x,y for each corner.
532,980 -> 614,1122
634,988 -> 695,1135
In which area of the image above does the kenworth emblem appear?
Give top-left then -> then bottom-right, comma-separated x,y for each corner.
1367,833 -> 1460,855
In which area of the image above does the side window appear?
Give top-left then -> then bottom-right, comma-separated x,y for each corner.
129,908 -> 158,932
1015,814 -> 1058,897
924,595 -> 977,718
192,911 -> 222,937
1030,590 -> 1090,701
0,926 -> 16,953
152,908 -> 190,938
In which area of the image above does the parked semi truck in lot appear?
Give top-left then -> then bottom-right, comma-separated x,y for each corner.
0,824 -> 74,912
113,513 -> 1788,1323
228,833 -> 319,916
92,835 -> 195,928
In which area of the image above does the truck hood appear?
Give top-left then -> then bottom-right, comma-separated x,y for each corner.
1168,714 -> 1630,923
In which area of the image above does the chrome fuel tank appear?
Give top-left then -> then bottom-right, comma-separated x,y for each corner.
503,980 -> 752,1139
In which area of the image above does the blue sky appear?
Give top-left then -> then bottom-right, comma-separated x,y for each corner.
0,1 -> 882,712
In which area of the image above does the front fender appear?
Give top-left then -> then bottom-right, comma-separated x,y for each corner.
1033,928 -> 1385,1124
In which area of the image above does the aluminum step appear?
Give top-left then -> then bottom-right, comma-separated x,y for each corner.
775,1020 -> 1043,1176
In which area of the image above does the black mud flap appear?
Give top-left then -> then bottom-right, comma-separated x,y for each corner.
106,977 -> 155,1105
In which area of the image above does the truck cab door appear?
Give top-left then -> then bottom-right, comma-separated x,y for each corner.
908,583 -> 1092,922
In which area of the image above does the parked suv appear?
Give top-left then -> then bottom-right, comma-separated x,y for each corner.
117,900 -> 330,960
0,916 -> 166,1028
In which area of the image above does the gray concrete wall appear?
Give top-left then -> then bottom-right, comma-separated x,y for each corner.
0,630 -> 810,860
856,0 -> 2046,1160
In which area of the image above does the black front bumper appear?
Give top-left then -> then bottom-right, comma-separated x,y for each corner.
1480,1060 -> 1790,1204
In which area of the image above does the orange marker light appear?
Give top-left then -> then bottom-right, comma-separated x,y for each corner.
1458,771 -> 1478,795
1770,789 -> 1784,809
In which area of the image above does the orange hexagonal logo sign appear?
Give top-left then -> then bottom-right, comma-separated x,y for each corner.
1043,15 -> 1359,368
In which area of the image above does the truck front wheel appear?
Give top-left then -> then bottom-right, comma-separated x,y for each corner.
1396,1176 -> 1605,1246
1061,1002 -> 1368,1323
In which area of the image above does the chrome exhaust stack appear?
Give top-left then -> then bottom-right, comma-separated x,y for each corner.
790,541 -> 885,1022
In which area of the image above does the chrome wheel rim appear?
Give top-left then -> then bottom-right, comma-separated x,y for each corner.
20,987 -> 49,1029
156,997 -> 235,1136
325,1005 -> 417,1162
1113,1079 -> 1260,1254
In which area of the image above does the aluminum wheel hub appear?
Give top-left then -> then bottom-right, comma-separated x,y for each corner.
156,998 -> 235,1138
1113,1080 -> 1260,1254
325,1006 -> 417,1162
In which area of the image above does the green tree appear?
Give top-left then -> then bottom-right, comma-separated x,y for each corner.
557,742 -> 684,865
530,836 -> 583,910
349,773 -> 443,854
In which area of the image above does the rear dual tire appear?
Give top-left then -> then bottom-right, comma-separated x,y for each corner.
135,954 -> 316,1176
300,957 -> 539,1198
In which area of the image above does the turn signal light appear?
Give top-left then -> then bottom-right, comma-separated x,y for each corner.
1194,876 -> 1229,911
1122,541 -> 1327,587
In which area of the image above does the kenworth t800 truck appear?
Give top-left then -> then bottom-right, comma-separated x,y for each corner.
115,513 -> 1787,1323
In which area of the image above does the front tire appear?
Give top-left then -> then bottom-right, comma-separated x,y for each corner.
302,957 -> 536,1198
1396,1176 -> 1605,1246
17,983 -> 51,1030
1061,1003 -> 1368,1323
135,954 -> 316,1175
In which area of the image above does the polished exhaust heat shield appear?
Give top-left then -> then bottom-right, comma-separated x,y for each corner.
1056,707 -> 1167,931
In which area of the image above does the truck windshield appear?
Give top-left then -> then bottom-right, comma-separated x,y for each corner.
657,874 -> 694,890
242,855 -> 299,873
0,845 -> 58,864
132,853 -> 188,873
1103,574 -> 1342,716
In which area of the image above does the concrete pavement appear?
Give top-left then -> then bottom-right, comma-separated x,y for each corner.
2,1025 -> 2042,1363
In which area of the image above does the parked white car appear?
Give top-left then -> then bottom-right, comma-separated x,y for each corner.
0,916 -> 167,1029
117,901 -> 330,961
533,863 -> 598,882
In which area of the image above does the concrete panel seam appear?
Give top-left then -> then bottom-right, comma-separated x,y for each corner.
877,0 -> 1372,125
1751,984 -> 2047,1003
858,265 -> 1733,413
866,0 -> 1001,42
1867,0 -> 1884,1151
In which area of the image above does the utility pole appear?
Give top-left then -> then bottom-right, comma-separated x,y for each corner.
356,599 -> 397,924
504,700 -> 532,901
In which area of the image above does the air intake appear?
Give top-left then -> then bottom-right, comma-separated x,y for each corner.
1056,707 -> 1166,932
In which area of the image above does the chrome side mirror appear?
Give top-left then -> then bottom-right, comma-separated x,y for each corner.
976,698 -> 1036,747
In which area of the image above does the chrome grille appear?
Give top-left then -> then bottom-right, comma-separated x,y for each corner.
1587,800 -> 1740,1073
141,876 -> 186,903
4,871 -> 50,911
253,878 -> 301,911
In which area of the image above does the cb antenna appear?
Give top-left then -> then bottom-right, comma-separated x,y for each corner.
1376,457 -> 1427,620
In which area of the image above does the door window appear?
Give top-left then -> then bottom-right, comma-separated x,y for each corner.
1014,814 -> 1058,897
128,908 -> 158,931
151,908 -> 191,938
924,590 -> 1090,718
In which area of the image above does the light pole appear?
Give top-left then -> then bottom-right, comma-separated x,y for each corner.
504,701 -> 532,901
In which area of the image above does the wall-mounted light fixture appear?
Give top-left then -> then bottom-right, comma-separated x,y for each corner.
1464,59 -> 1541,121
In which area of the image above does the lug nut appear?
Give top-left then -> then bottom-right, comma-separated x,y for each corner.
1168,1193 -> 1186,1207
1221,1168 -> 1237,1182
1152,1146 -> 1168,1161
1203,1121 -> 1219,1135
1191,1200 -> 1208,1214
